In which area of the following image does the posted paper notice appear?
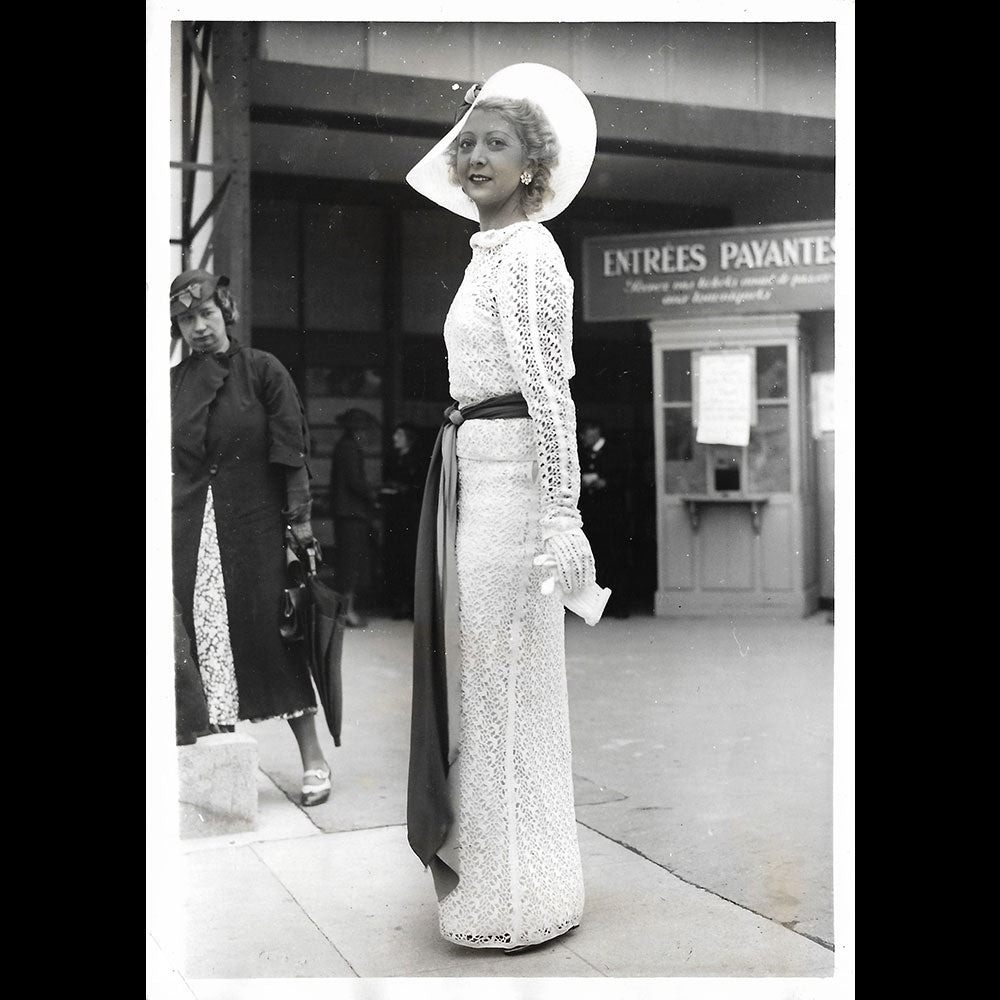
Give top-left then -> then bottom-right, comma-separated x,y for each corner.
696,351 -> 753,447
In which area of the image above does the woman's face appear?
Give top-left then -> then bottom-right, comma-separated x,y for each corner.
175,297 -> 230,355
456,108 -> 528,222
393,428 -> 409,451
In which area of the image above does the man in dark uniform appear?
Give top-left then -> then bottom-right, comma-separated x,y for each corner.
578,419 -> 631,618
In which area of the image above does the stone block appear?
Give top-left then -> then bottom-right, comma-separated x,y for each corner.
178,732 -> 259,839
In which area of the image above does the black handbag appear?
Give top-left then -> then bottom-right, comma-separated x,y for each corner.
280,546 -> 309,643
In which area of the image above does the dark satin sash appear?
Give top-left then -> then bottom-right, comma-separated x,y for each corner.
406,393 -> 530,872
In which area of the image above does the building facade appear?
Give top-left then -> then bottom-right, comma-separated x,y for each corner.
167,20 -> 838,615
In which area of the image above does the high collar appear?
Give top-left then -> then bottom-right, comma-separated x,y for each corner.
189,336 -> 241,363
470,220 -> 537,250
171,337 -> 242,466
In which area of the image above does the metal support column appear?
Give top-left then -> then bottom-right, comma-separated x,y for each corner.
210,23 -> 253,343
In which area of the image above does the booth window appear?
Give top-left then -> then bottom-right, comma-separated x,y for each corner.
711,445 -> 743,492
748,345 -> 791,493
661,349 -> 707,493
660,344 -> 792,497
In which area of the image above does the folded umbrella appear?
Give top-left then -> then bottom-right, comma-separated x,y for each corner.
303,546 -> 347,747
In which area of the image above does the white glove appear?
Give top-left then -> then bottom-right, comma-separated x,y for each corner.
534,528 -> 611,627
541,527 -> 596,594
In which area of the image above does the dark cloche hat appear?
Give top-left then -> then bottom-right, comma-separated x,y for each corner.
170,269 -> 230,317
336,408 -> 377,431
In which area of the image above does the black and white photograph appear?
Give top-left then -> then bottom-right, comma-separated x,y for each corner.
146,4 -> 854,999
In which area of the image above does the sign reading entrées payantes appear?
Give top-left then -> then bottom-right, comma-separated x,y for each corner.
582,221 -> 835,322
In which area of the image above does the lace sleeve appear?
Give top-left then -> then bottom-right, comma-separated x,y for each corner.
496,234 -> 582,530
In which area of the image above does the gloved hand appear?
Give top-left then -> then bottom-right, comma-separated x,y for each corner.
288,520 -> 316,551
541,527 -> 596,594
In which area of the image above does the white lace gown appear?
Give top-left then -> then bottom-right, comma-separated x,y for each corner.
437,221 -> 585,949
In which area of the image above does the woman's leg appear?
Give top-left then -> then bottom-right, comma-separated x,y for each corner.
344,591 -> 366,627
288,713 -> 331,806
288,712 -> 327,772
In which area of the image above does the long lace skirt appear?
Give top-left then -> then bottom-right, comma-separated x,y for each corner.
438,435 -> 584,949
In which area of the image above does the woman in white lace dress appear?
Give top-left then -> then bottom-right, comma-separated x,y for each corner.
405,63 -> 609,954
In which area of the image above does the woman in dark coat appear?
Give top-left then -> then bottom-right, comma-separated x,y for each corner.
170,268 -> 332,806
329,409 -> 378,627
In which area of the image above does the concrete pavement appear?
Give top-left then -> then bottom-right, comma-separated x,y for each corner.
147,611 -> 852,999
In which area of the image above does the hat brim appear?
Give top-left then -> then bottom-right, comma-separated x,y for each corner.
406,63 -> 597,223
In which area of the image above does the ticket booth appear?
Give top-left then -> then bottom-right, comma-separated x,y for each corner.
651,314 -> 818,616
582,220 -> 835,618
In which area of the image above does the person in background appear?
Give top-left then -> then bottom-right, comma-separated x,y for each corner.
330,408 -> 377,627
578,418 -> 632,618
170,268 -> 332,807
378,422 -> 426,619
404,62 -> 605,953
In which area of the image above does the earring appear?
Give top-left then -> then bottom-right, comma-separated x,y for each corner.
520,171 -> 533,185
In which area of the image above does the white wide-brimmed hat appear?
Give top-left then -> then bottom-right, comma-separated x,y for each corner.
406,62 -> 597,223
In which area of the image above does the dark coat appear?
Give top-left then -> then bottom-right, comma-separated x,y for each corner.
174,596 -> 209,744
171,339 -> 316,722
579,435 -> 632,611
382,446 -> 426,527
330,432 -> 376,520
329,431 -> 377,593
579,436 -> 630,527
381,446 -> 428,608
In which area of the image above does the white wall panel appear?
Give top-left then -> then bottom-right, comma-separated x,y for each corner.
369,22 -> 475,81
256,21 -> 835,119
670,23 -> 761,110
258,21 -> 367,70
470,22 -> 575,81
661,506 -> 695,591
760,502 -> 794,592
572,22 -> 669,102
761,23 -> 836,118
699,506 -> 755,591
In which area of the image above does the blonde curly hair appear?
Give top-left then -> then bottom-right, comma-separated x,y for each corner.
446,96 -> 561,217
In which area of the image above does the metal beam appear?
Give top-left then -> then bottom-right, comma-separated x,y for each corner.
181,23 -> 214,260
170,160 -> 237,172
211,23 -> 253,343
249,61 -> 834,171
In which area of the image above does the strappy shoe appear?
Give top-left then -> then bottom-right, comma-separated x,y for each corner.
301,766 -> 331,807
